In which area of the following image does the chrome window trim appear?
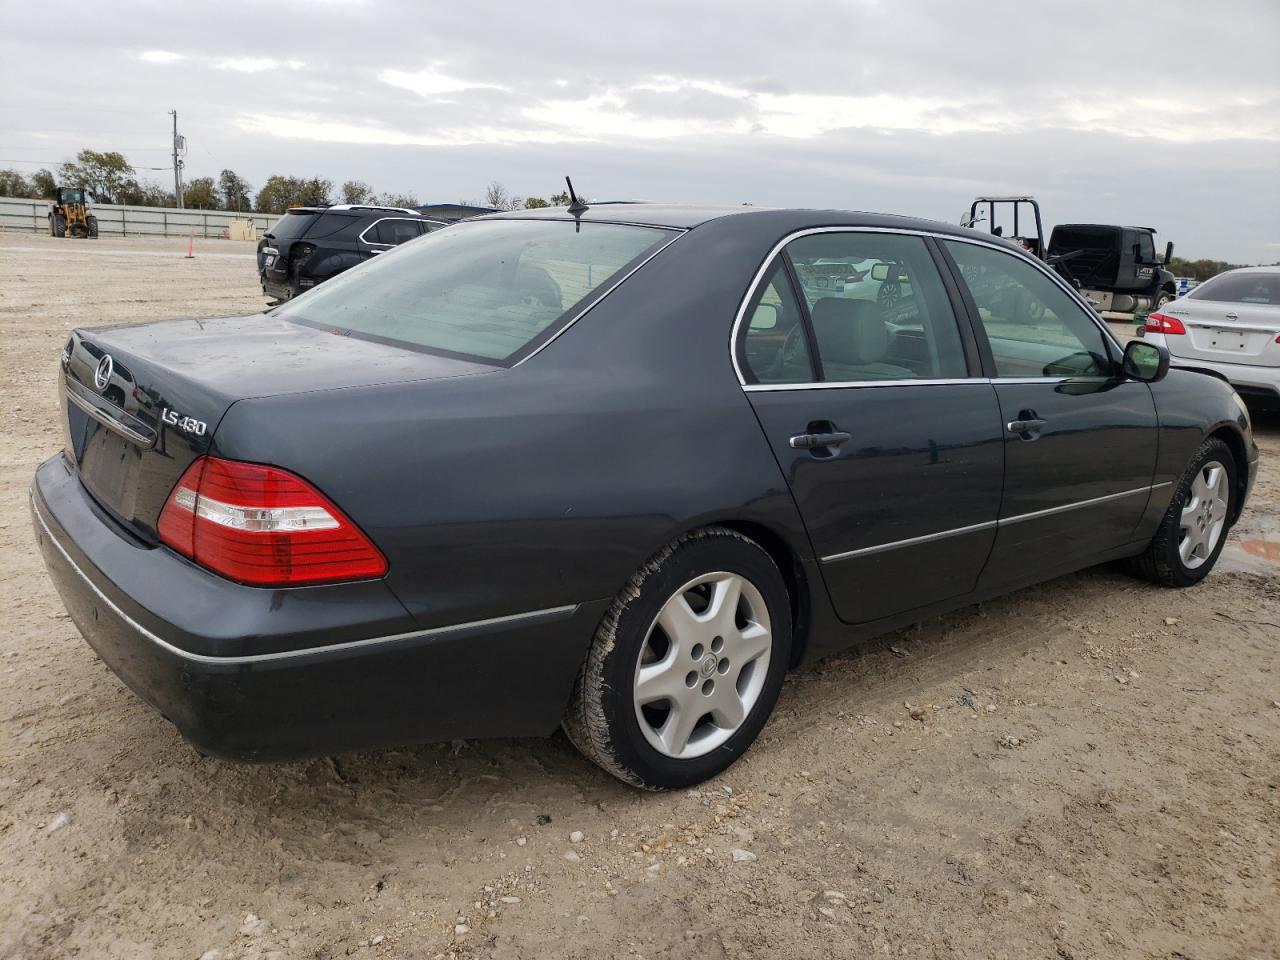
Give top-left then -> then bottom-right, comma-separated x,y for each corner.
358,217 -> 430,248
819,483 -> 1164,564
744,377 -> 990,393
743,374 -> 1115,393
729,225 -> 1124,389
31,490 -> 578,667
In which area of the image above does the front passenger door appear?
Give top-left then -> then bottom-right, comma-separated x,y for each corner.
941,239 -> 1159,589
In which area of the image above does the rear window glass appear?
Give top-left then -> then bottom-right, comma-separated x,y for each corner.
274,219 -> 676,364
266,210 -> 318,241
1188,272 -> 1280,305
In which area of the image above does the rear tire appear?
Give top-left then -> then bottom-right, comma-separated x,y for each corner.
563,527 -> 792,789
1129,438 -> 1236,587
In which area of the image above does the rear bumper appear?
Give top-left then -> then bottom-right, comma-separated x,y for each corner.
259,272 -> 293,301
1158,347 -> 1280,402
32,455 -> 605,760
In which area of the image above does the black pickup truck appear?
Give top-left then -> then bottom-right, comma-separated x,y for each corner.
1048,223 -> 1178,316
964,197 -> 1177,319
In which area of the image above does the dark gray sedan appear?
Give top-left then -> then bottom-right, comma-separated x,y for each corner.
32,205 -> 1258,788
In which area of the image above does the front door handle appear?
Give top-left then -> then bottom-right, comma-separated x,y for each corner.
1006,410 -> 1047,439
790,430 -> 852,450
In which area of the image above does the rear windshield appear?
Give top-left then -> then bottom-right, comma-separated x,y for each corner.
273,219 -> 676,364
1188,272 -> 1280,305
1049,226 -> 1115,254
266,210 -> 319,241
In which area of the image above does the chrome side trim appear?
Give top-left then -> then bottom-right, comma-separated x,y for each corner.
63,383 -> 156,449
820,484 -> 1157,564
995,485 -> 1150,526
729,225 -> 1124,387
31,491 -> 578,666
821,519 -> 997,563
514,227 -> 686,366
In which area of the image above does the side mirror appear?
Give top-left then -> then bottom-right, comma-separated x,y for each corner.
1163,241 -> 1174,264
1123,340 -> 1169,383
1132,242 -> 1143,262
870,262 -> 892,282
749,303 -> 778,330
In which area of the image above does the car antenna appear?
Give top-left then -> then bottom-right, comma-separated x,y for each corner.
565,176 -> 588,216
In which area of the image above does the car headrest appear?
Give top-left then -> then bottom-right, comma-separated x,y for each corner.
810,298 -> 889,365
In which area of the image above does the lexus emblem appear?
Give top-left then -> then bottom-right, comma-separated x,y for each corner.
94,354 -> 113,392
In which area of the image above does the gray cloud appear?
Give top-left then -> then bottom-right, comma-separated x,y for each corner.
1,0 -> 1277,260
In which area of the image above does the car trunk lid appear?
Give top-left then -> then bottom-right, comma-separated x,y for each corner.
1163,299 -> 1280,368
60,314 -> 492,541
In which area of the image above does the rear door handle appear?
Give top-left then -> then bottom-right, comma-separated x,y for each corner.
790,430 -> 851,450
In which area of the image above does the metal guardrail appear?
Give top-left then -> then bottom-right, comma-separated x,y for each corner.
0,196 -> 274,239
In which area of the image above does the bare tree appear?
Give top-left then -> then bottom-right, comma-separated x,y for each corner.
483,181 -> 523,211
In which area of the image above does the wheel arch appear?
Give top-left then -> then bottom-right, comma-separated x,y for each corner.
700,517 -> 813,668
1206,423 -> 1251,524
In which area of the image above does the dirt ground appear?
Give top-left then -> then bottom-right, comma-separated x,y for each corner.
1,232 -> 1277,960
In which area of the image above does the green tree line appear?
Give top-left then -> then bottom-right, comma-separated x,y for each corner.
1166,256 -> 1262,282
0,151 -> 570,217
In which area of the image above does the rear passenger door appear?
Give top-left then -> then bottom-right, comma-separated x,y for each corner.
738,230 -> 1005,625
939,239 -> 1159,588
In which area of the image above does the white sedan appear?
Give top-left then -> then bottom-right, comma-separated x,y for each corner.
1143,266 -> 1280,409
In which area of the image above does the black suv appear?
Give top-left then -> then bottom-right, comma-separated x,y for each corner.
257,205 -> 445,301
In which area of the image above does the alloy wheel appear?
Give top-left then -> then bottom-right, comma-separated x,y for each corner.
1178,460 -> 1229,570
632,571 -> 772,760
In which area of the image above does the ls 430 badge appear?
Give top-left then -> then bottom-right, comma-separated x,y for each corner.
162,408 -> 208,436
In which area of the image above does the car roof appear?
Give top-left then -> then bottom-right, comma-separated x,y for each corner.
483,203 -> 989,240
1055,222 -> 1157,234
1216,265 -> 1280,275
285,204 -> 422,217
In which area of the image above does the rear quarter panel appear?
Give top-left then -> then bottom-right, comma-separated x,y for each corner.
211,215 -> 819,632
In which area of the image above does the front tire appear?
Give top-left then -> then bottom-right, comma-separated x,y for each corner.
564,527 -> 792,789
1130,438 -> 1236,587
87,215 -> 99,238
51,213 -> 66,238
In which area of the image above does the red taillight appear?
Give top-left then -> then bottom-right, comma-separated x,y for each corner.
157,456 -> 387,587
1145,312 -> 1186,335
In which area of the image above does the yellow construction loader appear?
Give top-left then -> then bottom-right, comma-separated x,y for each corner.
48,187 -> 99,239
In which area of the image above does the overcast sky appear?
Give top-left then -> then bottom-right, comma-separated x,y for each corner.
3,0 -> 1278,261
